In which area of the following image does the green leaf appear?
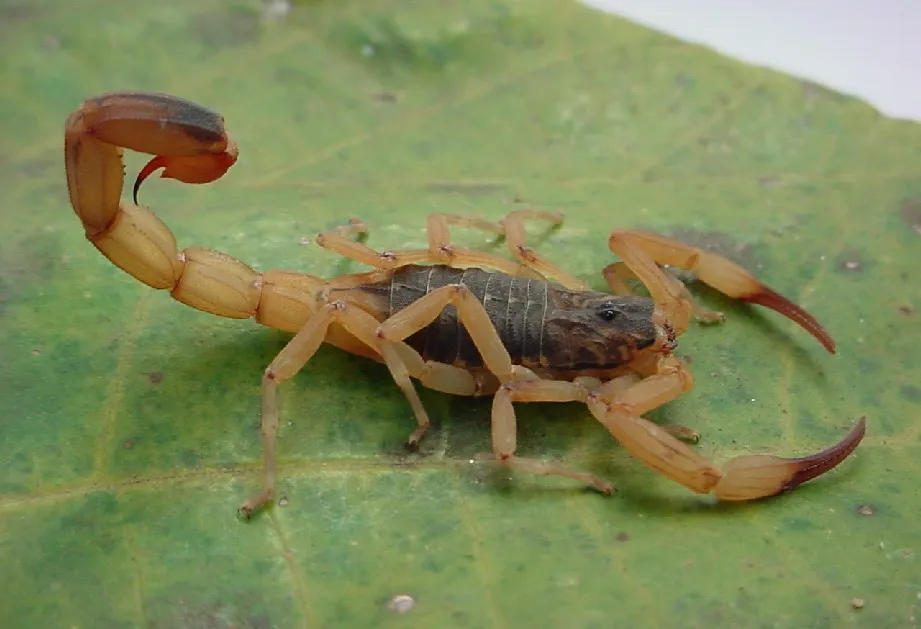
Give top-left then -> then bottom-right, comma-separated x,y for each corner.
2,1 -> 919,627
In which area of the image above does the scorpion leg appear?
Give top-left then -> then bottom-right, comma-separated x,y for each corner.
600,371 -> 700,442
240,299 -> 432,518
426,210 -> 587,289
608,230 -> 835,352
498,209 -> 587,289
490,379 -> 614,493
602,262 -> 724,324
314,210 -> 586,287
376,284 -> 612,491
585,355 -> 866,500
313,219 -> 435,270
377,284 -> 517,383
314,218 -> 525,276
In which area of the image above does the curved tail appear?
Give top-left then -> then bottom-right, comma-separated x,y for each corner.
64,91 -> 319,332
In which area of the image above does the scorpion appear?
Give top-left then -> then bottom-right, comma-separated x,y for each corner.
64,91 -> 865,518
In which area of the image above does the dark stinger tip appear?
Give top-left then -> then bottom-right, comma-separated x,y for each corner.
781,416 -> 867,494
132,155 -> 168,205
741,286 -> 837,354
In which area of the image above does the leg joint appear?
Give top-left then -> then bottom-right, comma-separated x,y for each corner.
446,283 -> 470,300
517,244 -> 536,261
587,392 -> 634,414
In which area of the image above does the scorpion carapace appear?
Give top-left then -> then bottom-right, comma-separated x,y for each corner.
353,265 -> 667,372
64,90 -> 865,518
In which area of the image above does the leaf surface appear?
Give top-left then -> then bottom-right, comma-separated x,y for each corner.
2,1 -> 919,627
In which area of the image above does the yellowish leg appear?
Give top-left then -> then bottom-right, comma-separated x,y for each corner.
601,262 -> 635,296
388,341 -> 487,398
427,210 -> 587,289
314,217 -> 525,276
602,261 -> 724,324
597,370 -> 699,442
239,299 -> 432,518
587,357 -> 719,491
314,210 -> 587,288
491,380 -> 614,494
425,213 -> 505,264
377,284 -> 517,382
608,230 -> 835,352
498,209 -> 587,289
586,356 -> 866,500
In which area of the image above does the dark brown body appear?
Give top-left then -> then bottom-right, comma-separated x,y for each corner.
352,264 -> 661,372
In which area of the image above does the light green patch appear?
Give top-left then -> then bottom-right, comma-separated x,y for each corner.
2,1 -> 920,627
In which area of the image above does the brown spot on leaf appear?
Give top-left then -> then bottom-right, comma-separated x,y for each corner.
147,372 -> 164,384
898,304 -> 914,316
851,597 -> 865,610
854,504 -> 877,516
900,198 -> 921,236
900,385 -> 921,402
758,175 -> 781,188
123,440 -> 134,449
374,91 -> 398,102
615,532 -> 630,542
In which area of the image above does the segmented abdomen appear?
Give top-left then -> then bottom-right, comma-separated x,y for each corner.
386,265 -> 548,368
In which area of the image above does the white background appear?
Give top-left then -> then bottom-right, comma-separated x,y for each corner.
584,0 -> 921,122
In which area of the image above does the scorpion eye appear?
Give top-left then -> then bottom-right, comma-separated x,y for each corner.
598,308 -> 620,322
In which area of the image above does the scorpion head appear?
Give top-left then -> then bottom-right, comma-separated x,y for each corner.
542,288 -> 676,370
